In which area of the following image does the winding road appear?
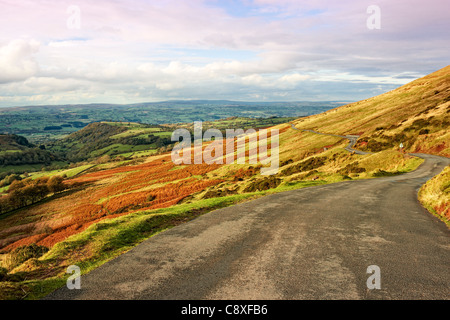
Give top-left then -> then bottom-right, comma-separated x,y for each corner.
45,125 -> 450,300
45,155 -> 450,300
289,123 -> 371,155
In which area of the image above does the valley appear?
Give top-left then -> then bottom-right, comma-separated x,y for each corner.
0,100 -> 339,144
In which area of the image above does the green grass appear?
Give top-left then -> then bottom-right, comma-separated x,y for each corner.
0,177 -> 332,300
109,127 -> 162,139
118,149 -> 157,158
0,150 -> 22,155
152,131 -> 172,137
0,100 -> 441,300
28,164 -> 93,179
358,150 -> 425,175
0,164 -> 44,174
89,143 -> 157,158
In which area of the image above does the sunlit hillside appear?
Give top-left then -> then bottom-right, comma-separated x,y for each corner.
292,65 -> 450,156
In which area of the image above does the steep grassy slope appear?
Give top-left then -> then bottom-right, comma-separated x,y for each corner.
292,65 -> 450,156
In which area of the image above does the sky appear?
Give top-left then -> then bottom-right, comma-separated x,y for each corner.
0,0 -> 449,107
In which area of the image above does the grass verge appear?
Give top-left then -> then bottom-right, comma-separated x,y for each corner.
418,165 -> 450,227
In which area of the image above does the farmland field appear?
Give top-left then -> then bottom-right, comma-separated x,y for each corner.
0,101 -> 342,143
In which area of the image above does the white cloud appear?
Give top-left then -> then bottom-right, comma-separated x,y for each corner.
0,39 -> 40,84
241,74 -> 265,85
279,73 -> 310,83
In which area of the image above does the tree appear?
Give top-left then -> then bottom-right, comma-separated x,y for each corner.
48,175 -> 66,193
0,196 -> 10,214
8,188 -> 26,208
8,179 -> 26,193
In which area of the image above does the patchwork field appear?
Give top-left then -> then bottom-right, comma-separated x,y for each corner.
0,101 -> 338,144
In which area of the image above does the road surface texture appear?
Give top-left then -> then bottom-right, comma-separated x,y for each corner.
45,153 -> 450,300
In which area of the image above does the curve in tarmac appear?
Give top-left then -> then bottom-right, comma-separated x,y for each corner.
289,123 -> 372,155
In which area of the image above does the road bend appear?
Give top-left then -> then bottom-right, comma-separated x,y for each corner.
45,153 -> 450,300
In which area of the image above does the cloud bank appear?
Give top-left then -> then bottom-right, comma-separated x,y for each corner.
0,0 -> 449,106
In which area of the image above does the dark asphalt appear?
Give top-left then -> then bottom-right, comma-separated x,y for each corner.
44,153 -> 450,300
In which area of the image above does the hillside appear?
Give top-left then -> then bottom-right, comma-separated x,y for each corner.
0,134 -> 59,171
0,67 -> 449,299
419,165 -> 450,226
46,118 -> 295,163
0,134 -> 34,151
45,122 -> 166,162
291,65 -> 450,156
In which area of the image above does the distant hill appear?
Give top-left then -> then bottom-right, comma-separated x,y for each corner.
292,65 -> 450,156
0,134 -> 58,168
46,116 -> 297,163
46,122 -> 172,162
0,134 -> 34,151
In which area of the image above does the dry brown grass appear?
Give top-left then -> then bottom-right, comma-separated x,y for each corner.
419,165 -> 450,223
0,153 -> 225,251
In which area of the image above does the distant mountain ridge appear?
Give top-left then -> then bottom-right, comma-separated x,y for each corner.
0,99 -> 350,110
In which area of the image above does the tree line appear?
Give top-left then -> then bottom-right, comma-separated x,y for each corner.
0,148 -> 58,166
0,176 -> 67,214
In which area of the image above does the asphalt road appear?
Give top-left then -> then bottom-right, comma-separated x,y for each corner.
290,123 -> 371,155
45,153 -> 450,300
